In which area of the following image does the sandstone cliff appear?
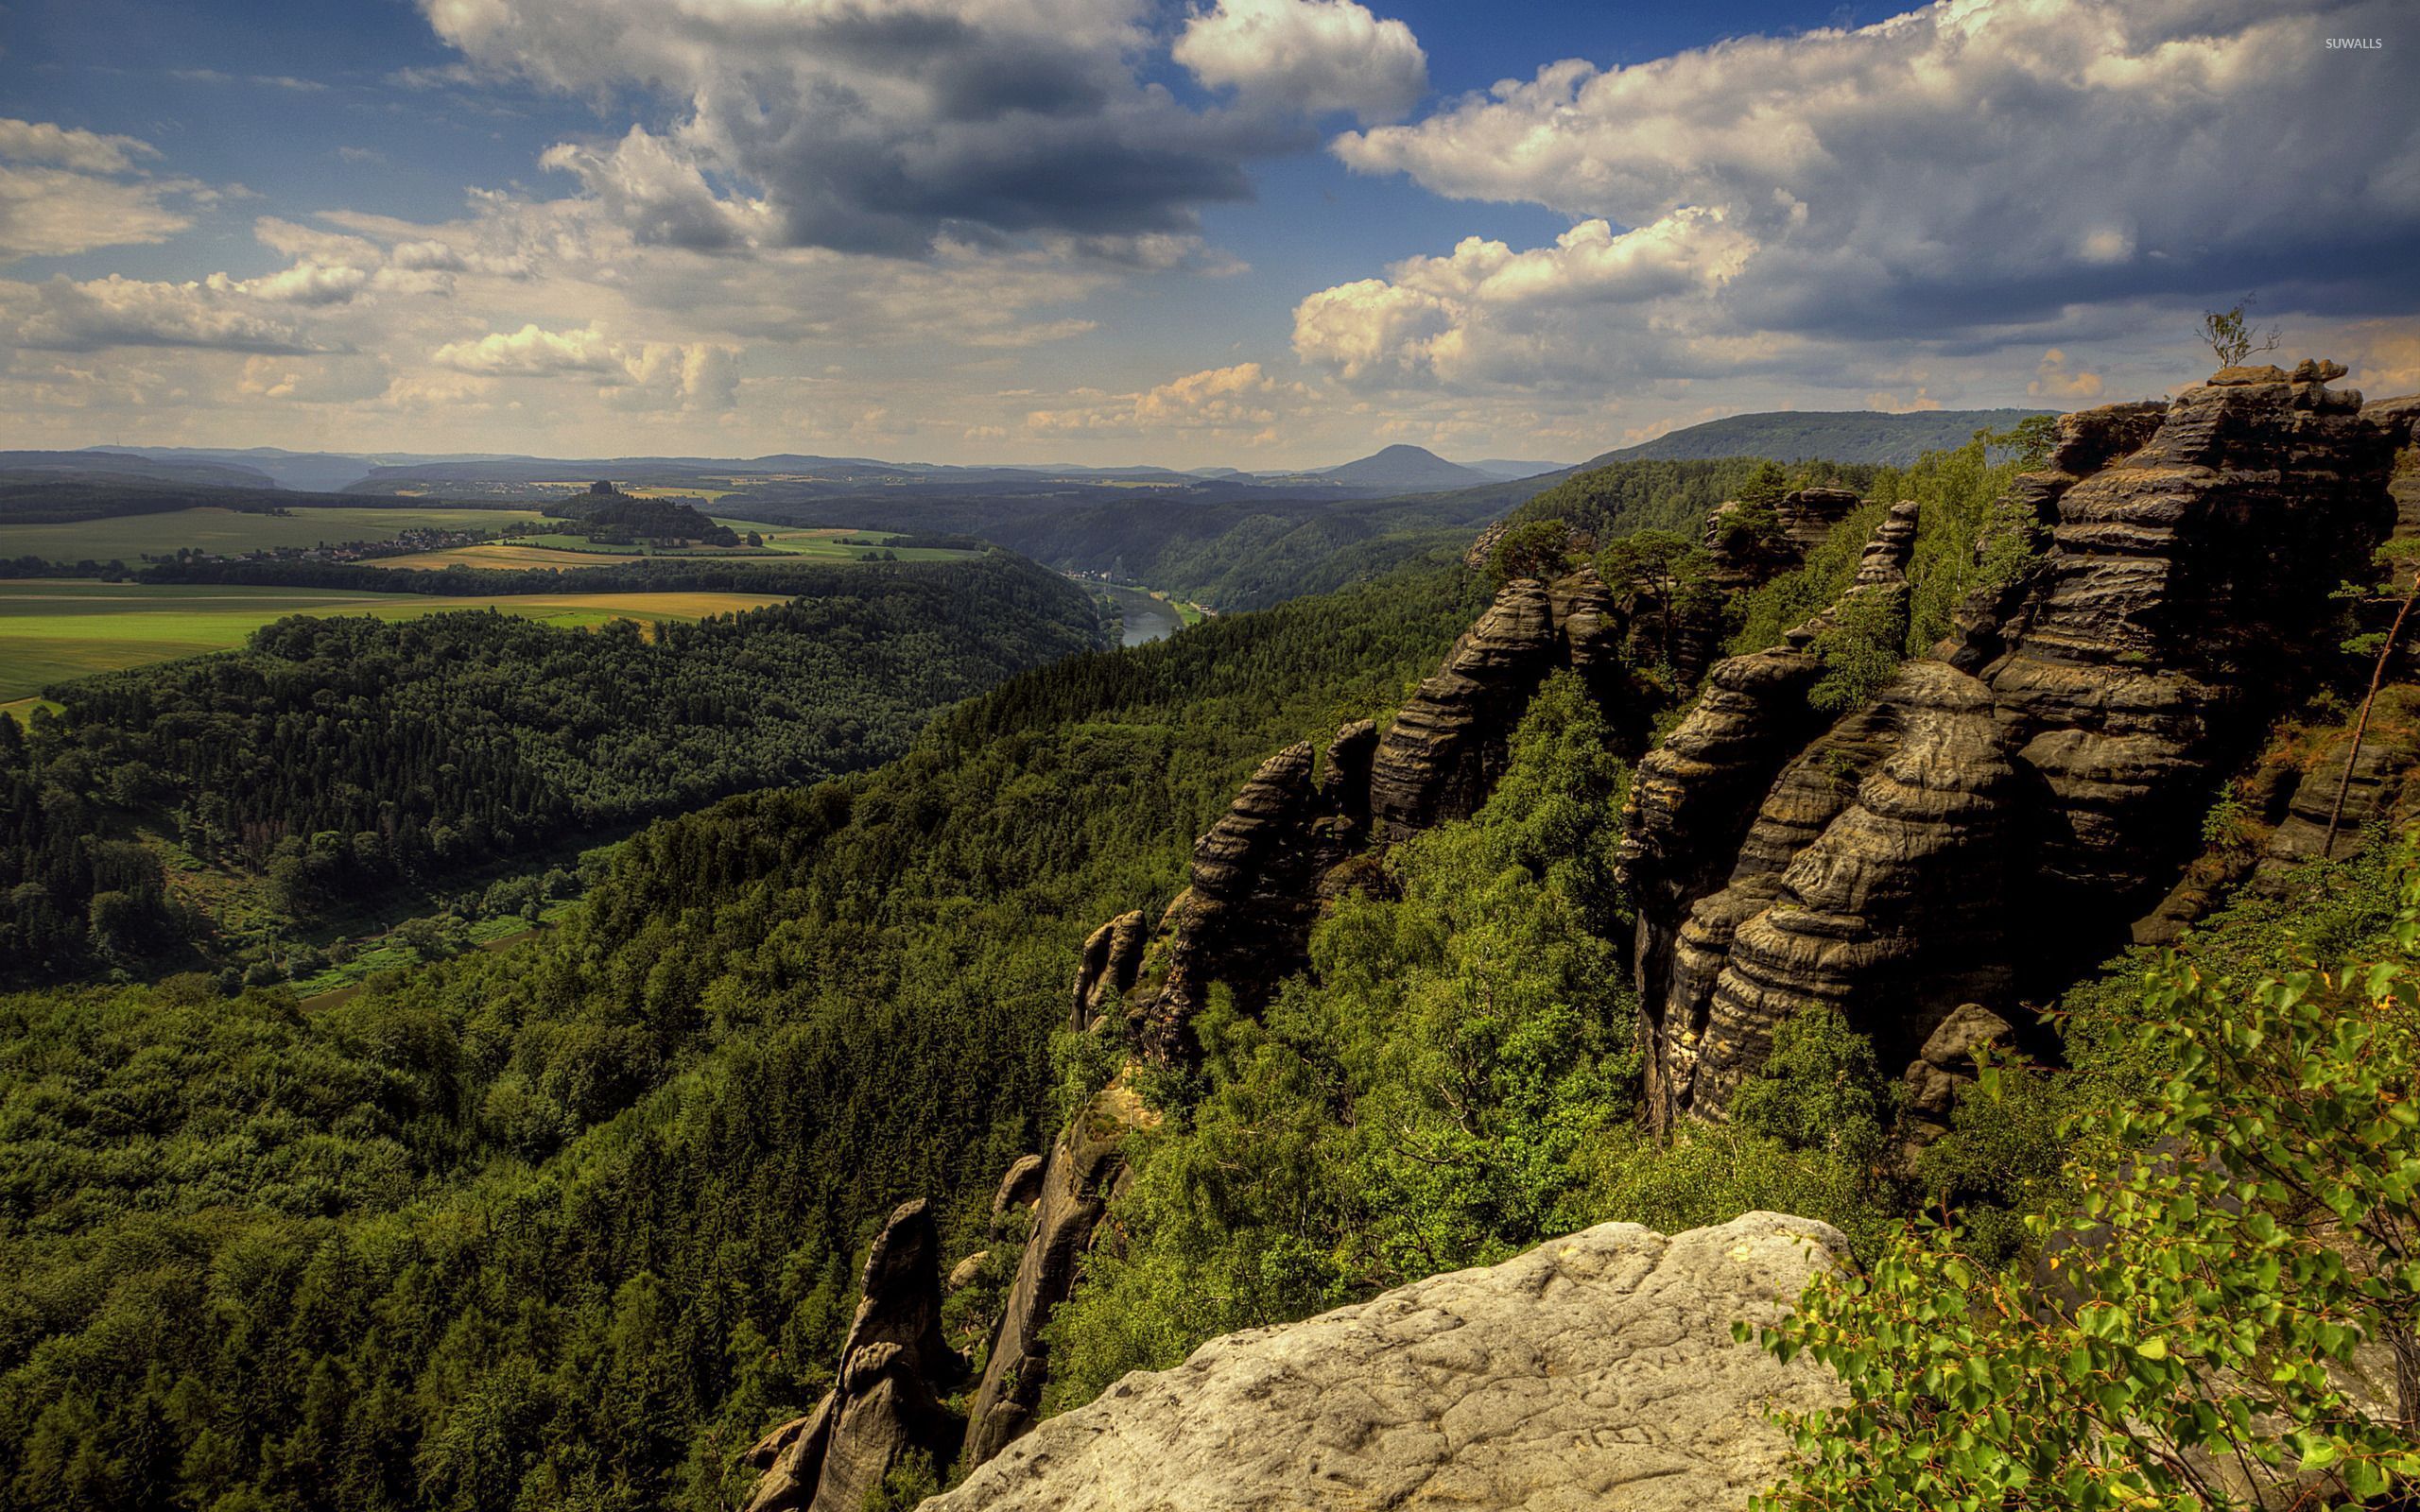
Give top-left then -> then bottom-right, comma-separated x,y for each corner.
1627,363 -> 2403,1125
929,1213 -> 1845,1512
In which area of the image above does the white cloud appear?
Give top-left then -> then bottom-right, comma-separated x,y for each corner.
1027,361 -> 1310,438
1292,209 -> 1760,386
2029,348 -> 2104,401
1333,0 -> 2420,336
1175,0 -> 1427,124
0,118 -> 161,174
433,322 -> 739,409
0,119 -> 205,262
433,322 -> 627,377
2,274 -> 322,354
0,166 -> 197,261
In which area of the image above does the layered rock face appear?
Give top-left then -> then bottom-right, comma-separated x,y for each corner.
1134,738 -> 1351,1062
928,1213 -> 1846,1512
1624,503 -> 1924,1120
1631,366 -> 2402,1125
1366,578 -> 1558,842
741,1200 -> 959,1512
1979,362 -> 2395,939
960,1083 -> 1156,1469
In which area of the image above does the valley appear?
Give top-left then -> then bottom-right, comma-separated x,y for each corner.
9,3 -> 2415,1507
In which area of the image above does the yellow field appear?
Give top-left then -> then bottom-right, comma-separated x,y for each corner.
0,579 -> 792,698
365,542 -> 659,570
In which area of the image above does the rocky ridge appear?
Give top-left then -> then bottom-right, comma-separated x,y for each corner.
1629,363 -> 2405,1124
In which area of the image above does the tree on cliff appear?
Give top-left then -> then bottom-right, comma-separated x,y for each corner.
2197,299 -> 2281,369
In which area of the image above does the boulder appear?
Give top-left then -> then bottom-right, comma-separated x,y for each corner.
927,1213 -> 1846,1512
990,1154 -> 1045,1226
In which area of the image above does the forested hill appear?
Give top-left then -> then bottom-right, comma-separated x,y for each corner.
1591,407 -> 2053,466
0,549 -> 1485,1512
0,550 -> 1099,984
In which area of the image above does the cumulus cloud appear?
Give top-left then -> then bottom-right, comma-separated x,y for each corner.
434,322 -> 627,377
2,274 -> 322,354
1027,361 -> 1310,438
2029,349 -> 2105,401
1292,209 -> 1760,386
433,322 -> 740,408
0,118 -> 160,174
1331,0 -> 2420,341
421,0 -> 1375,255
0,119 -> 206,261
1175,0 -> 1427,124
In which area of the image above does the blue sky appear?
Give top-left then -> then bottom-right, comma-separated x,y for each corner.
1,0 -> 2413,464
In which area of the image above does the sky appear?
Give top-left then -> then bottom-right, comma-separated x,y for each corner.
1,0 -> 2415,468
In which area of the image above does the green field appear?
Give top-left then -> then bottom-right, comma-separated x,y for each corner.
0,506 -> 551,563
0,579 -> 793,698
717,522 -> 975,561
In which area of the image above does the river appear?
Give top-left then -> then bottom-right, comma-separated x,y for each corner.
1101,583 -> 1183,645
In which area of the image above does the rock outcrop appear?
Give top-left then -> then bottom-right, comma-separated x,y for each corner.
741,1199 -> 959,1512
1069,912 -> 1146,1032
960,1082 -> 1158,1469
1133,739 -> 1354,1062
1624,503 -> 1924,1122
929,1213 -> 1846,1512
1630,366 -> 2404,1125
1367,578 -> 1560,842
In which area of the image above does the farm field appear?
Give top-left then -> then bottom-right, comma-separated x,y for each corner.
369,521 -> 978,571
0,579 -> 792,698
0,506 -> 548,562
727,523 -> 976,561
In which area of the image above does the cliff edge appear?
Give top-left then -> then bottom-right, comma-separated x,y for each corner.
925,1212 -> 1844,1512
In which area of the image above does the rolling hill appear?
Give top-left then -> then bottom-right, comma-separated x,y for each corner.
1591,407 -> 2056,466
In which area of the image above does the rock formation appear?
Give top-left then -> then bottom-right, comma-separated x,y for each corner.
1069,912 -> 1146,1032
1894,1003 -> 2015,1160
741,1199 -> 959,1512
928,1213 -> 1845,1512
1367,577 -> 1559,842
1630,365 -> 2404,1125
1624,503 -> 1924,1120
960,1081 -> 1158,1469
1133,739 -> 1348,1062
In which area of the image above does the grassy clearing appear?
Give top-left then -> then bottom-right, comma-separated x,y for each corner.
0,579 -> 792,698
0,506 -> 549,562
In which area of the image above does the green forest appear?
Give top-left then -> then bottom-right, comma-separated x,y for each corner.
0,552 -> 1486,1512
0,552 -> 1099,982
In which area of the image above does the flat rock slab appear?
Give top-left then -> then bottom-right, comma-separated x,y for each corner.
925,1211 -> 1844,1512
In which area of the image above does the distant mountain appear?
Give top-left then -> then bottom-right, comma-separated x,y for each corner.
1465,458 -> 1574,481
1591,408 -> 2056,468
1317,445 -> 1494,490
1,450 -> 280,490
86,446 -> 378,492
